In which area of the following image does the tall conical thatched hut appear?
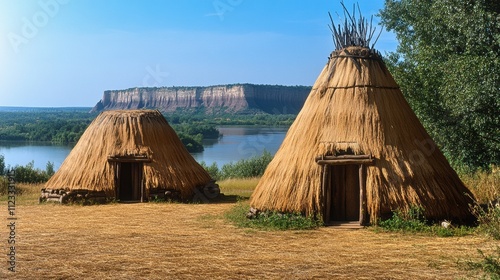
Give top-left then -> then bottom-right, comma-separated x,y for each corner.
250,8 -> 475,225
43,110 -> 219,203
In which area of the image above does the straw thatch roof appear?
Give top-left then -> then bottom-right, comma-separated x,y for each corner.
45,110 -> 212,200
250,45 -> 475,223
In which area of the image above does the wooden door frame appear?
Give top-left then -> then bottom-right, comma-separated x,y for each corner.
316,155 -> 373,226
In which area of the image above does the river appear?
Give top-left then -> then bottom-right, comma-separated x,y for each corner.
0,126 -> 288,171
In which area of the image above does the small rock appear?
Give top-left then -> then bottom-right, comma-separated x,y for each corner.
441,220 -> 451,228
246,207 -> 259,219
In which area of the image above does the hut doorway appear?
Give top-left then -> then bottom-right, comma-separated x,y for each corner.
330,165 -> 360,221
118,162 -> 143,201
316,155 -> 373,226
108,155 -> 151,202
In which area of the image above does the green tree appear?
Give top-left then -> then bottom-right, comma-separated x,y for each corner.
0,154 -> 5,176
380,0 -> 500,171
14,161 -> 49,183
46,161 -> 55,177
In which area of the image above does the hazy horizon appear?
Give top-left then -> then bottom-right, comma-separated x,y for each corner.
1,0 -> 397,107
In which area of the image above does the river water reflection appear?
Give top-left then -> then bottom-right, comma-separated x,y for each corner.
191,126 -> 288,167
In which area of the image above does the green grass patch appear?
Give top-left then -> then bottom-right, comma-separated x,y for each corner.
378,205 -> 428,233
225,201 -> 321,231
375,205 -> 475,237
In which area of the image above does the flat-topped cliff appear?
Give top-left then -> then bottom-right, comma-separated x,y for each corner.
91,84 -> 311,114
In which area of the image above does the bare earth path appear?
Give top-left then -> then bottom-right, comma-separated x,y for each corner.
1,202 -> 494,279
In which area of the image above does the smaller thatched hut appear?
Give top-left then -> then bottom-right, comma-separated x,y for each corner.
42,110 -> 219,203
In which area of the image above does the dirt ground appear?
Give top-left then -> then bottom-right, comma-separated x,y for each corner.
0,201 -> 495,279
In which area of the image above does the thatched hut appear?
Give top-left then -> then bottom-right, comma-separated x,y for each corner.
250,9 -> 475,225
42,110 -> 219,203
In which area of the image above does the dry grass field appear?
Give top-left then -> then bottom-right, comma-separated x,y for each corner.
0,180 -> 497,279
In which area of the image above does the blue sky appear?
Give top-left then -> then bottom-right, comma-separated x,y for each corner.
0,0 -> 397,107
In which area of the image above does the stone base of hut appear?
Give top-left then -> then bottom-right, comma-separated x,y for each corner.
39,188 -> 110,204
39,181 -> 221,204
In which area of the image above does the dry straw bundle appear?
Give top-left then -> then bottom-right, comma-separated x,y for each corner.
250,4 -> 474,224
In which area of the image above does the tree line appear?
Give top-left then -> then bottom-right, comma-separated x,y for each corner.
380,0 -> 499,172
0,111 -> 93,143
0,111 -> 224,153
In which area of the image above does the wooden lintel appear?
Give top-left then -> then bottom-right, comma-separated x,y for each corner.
316,159 -> 374,165
315,154 -> 372,161
107,156 -> 151,163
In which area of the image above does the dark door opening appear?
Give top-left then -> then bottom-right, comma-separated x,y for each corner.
317,154 -> 372,226
118,162 -> 142,201
330,165 -> 360,222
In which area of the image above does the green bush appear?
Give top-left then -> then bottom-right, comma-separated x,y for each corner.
220,150 -> 273,179
378,205 -> 428,232
0,154 -> 5,176
201,151 -> 273,181
199,161 -> 220,180
225,201 -> 321,231
45,161 -> 55,177
13,161 -> 54,183
463,246 -> 500,280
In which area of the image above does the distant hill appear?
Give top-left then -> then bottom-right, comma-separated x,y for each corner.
91,84 -> 312,114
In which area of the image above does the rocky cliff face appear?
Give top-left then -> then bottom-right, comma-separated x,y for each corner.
91,84 -> 311,114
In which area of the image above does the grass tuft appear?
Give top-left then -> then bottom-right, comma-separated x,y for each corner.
378,205 -> 428,233
376,205 -> 474,237
461,167 -> 499,204
471,202 -> 500,240
0,176 -> 7,195
460,167 -> 500,240
225,201 -> 321,231
0,183 -> 41,204
461,246 -> 500,280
